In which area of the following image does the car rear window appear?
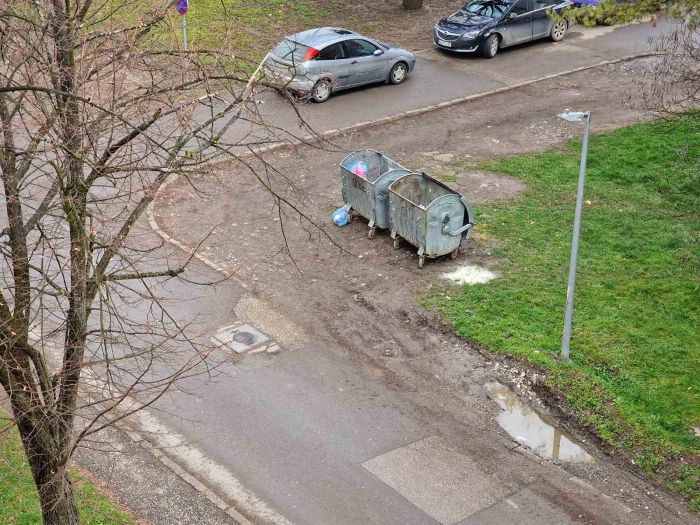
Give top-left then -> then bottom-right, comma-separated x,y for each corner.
271,39 -> 311,63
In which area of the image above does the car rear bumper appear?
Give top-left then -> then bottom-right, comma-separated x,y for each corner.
264,67 -> 316,93
287,76 -> 315,92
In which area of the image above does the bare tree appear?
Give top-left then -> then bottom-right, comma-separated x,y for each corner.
0,2 -> 318,523
633,2 -> 699,212
640,3 -> 699,117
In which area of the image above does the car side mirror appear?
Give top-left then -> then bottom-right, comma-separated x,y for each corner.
373,49 -> 385,56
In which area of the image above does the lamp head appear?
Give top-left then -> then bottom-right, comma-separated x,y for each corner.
558,109 -> 590,122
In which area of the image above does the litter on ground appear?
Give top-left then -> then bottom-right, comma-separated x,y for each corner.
441,265 -> 496,285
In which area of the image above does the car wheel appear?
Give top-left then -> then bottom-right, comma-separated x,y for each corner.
481,34 -> 499,59
311,79 -> 331,103
550,20 -> 567,42
388,62 -> 408,85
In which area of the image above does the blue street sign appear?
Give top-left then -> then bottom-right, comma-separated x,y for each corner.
176,0 -> 188,15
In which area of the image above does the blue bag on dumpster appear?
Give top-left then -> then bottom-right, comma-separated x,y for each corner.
332,206 -> 350,227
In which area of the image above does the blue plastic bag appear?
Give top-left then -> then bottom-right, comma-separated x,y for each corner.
332,206 -> 350,227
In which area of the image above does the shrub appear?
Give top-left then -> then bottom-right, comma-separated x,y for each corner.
565,0 -> 661,27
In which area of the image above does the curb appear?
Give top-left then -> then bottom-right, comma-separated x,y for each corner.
28,330 -> 267,525
298,52 -> 661,149
146,194 -> 249,289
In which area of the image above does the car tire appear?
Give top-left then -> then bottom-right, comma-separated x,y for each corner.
550,20 -> 567,42
310,79 -> 332,103
480,34 -> 499,59
388,62 -> 408,85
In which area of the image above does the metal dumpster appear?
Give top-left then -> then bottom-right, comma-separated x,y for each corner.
389,172 -> 475,268
339,150 -> 412,238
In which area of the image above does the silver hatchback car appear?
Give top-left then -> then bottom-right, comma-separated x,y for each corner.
264,27 -> 416,103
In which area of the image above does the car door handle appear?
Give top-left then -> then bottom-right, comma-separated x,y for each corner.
351,60 -> 359,64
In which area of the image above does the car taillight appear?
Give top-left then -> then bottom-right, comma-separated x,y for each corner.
303,48 -> 319,61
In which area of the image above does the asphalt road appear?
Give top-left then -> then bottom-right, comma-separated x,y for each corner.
138,254 -> 639,525
211,17 -> 673,150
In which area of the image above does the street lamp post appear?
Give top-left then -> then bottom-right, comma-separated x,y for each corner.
558,110 -> 591,361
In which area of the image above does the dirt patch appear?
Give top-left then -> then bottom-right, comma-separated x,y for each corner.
234,294 -> 308,351
185,1 -> 466,57
321,0 -> 465,52
156,59 -> 656,368
285,1 -> 463,53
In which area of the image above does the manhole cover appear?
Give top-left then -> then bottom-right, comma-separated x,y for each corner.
212,324 -> 271,354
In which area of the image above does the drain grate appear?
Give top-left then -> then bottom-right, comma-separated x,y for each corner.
211,323 -> 271,354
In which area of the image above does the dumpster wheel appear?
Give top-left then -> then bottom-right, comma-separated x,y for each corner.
418,255 -> 426,269
450,247 -> 460,260
393,238 -> 401,250
368,227 -> 376,239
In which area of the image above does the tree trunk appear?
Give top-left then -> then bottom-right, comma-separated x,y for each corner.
403,0 -> 424,9
17,415 -> 80,525
36,470 -> 80,525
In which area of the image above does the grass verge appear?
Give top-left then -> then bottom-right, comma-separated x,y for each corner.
0,412 -> 136,524
152,0 -> 343,59
431,116 -> 699,509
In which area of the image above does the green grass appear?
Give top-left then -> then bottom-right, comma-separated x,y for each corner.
432,116 -> 700,508
0,414 -> 136,524
154,0 -> 342,59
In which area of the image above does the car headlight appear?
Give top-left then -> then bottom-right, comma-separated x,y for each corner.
461,30 -> 481,39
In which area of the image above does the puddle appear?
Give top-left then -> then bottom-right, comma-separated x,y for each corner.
442,265 -> 496,285
485,381 -> 595,464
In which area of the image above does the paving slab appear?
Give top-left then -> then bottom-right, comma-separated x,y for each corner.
363,436 -> 512,524
457,487 -> 583,525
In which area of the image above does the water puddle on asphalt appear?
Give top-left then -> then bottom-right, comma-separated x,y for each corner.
485,381 -> 595,464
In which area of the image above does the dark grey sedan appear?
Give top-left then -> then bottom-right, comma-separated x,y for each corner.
264,27 -> 417,102
435,0 -> 572,58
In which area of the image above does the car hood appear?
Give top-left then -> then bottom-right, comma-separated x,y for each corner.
380,46 -> 415,61
438,13 -> 497,32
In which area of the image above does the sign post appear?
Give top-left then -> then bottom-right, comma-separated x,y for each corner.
175,0 -> 189,84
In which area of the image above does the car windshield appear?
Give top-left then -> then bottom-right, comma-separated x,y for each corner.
375,40 -> 391,50
271,39 -> 311,62
458,0 -> 513,19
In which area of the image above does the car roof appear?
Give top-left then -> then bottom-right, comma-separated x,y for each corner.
286,27 -> 362,48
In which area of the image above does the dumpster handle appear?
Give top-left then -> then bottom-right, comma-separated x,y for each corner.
442,222 -> 474,236
441,214 -> 474,236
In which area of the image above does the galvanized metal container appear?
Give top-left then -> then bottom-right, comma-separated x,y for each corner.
339,150 -> 412,238
388,172 -> 475,268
